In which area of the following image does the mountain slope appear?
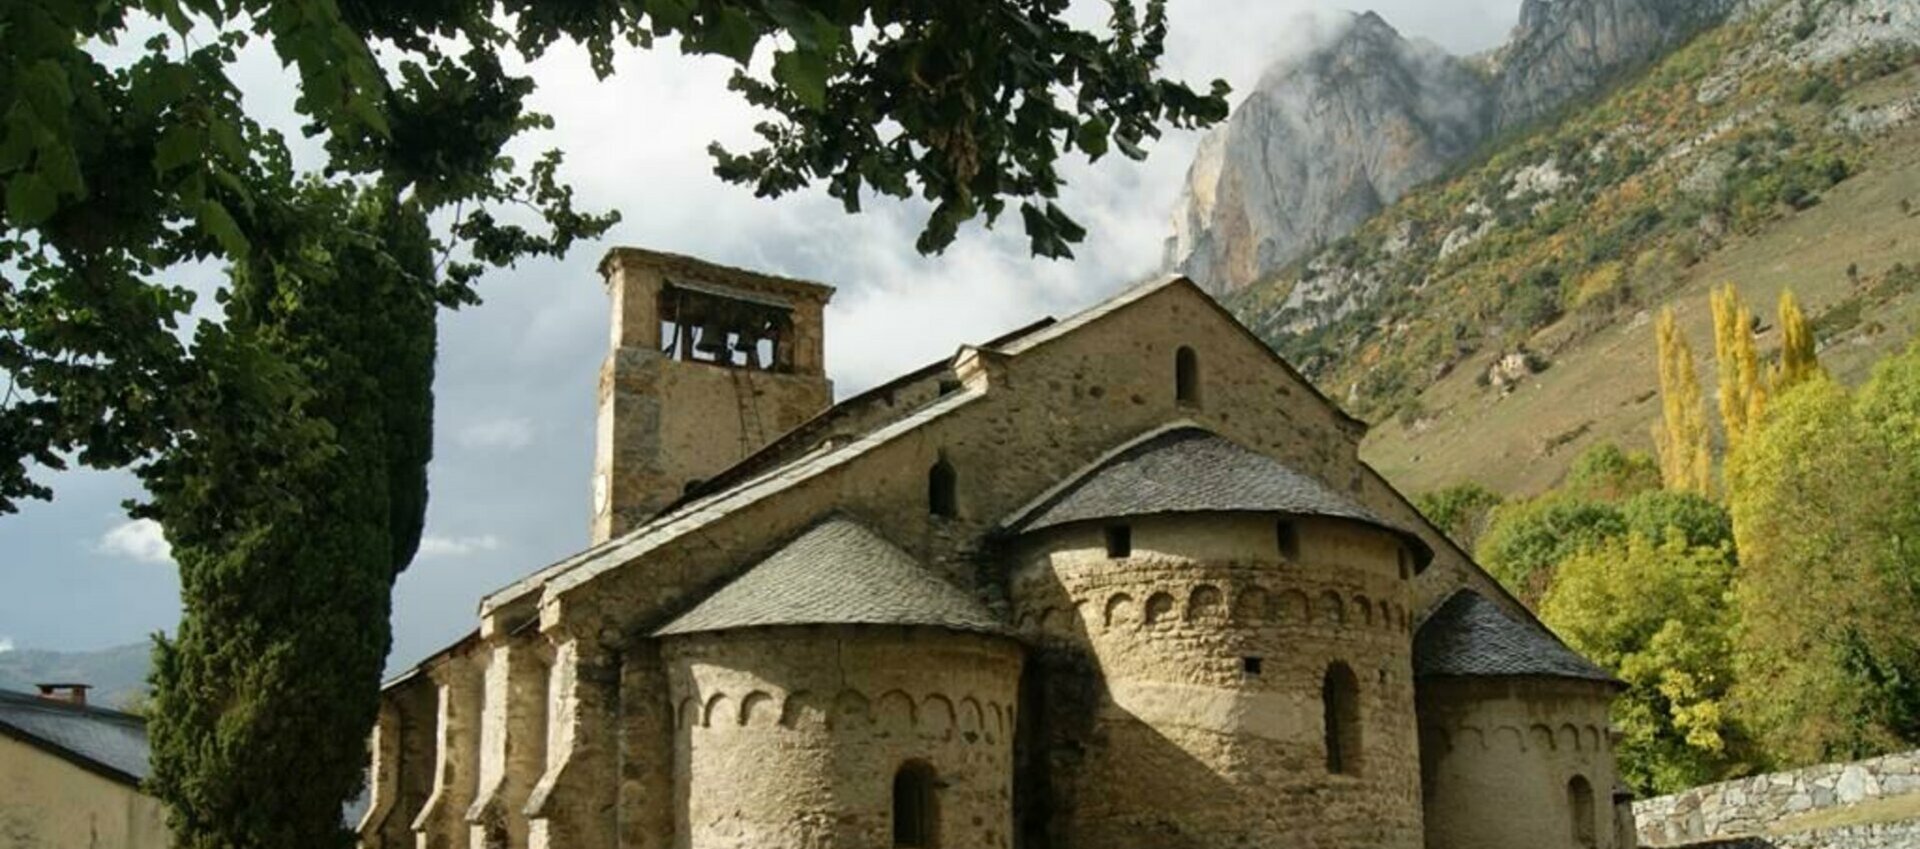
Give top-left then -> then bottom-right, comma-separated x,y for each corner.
1167,0 -> 1739,295
1165,13 -> 1494,294
1224,0 -> 1920,497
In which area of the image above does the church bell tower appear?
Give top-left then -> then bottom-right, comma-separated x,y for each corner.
590,248 -> 835,544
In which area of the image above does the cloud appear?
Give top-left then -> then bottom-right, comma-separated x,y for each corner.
455,417 -> 536,451
417,534 -> 504,558
96,519 -> 175,565
0,637 -> 13,654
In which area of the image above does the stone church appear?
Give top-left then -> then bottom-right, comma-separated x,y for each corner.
358,247 -> 1632,849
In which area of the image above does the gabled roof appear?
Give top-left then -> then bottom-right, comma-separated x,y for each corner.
1002,426 -> 1432,568
654,517 -> 1008,638
0,688 -> 150,786
1413,590 -> 1617,684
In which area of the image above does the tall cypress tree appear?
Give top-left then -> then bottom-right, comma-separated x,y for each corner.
138,185 -> 438,848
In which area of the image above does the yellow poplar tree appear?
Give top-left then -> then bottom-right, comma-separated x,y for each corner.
1654,307 -> 1714,495
1711,284 -> 1767,449
1773,289 -> 1822,390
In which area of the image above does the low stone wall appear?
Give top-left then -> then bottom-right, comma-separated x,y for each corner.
1634,750 -> 1920,846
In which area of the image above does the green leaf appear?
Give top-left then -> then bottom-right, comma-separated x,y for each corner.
5,172 -> 57,225
154,124 -> 202,174
703,9 -> 761,65
644,0 -> 697,29
198,200 -> 249,257
772,50 -> 829,110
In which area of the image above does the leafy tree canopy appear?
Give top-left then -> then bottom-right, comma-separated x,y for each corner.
0,0 -> 1230,513
1413,481 -> 1503,552
1543,530 -> 1753,795
1728,349 -> 1920,764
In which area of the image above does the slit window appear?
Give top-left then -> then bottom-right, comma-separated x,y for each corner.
1105,525 -> 1132,558
928,459 -> 957,518
1323,662 -> 1361,776
893,761 -> 938,847
1175,346 -> 1200,405
1243,656 -> 1264,676
1277,521 -> 1300,560
1568,775 -> 1596,848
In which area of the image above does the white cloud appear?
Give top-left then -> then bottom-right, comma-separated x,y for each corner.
455,417 -> 537,451
418,534 -> 504,558
0,637 -> 13,654
96,519 -> 175,565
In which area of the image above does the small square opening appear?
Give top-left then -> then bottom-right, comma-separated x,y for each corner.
1243,656 -> 1264,676
1104,525 -> 1132,559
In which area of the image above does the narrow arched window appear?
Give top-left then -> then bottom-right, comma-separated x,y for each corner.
893,761 -> 938,847
1323,662 -> 1361,776
1568,775 -> 1596,848
1175,346 -> 1200,406
928,458 -> 957,518
1276,520 -> 1300,560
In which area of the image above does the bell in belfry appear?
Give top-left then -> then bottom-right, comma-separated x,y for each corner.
694,321 -> 729,357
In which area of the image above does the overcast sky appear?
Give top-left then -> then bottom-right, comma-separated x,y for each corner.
0,0 -> 1518,669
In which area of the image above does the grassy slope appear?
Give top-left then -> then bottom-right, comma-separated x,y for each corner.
1366,115 -> 1920,496
1221,0 -> 1920,499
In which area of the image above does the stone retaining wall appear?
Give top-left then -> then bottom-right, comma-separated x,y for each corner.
1634,750 -> 1920,846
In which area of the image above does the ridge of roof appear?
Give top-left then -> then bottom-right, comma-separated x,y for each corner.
477,273 -> 1366,630
999,425 -> 1432,568
654,516 -> 1007,637
0,688 -> 150,786
1412,590 -> 1618,685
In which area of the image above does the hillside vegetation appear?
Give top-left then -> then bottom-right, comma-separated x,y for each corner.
1225,0 -> 1920,496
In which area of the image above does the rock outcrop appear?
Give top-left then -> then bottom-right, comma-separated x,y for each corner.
1493,0 -> 1740,129
1167,0 -> 1739,295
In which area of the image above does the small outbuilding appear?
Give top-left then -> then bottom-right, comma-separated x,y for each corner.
0,686 -> 168,848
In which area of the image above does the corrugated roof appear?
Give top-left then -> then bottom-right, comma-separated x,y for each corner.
1413,590 -> 1617,683
0,688 -> 150,785
654,517 -> 1008,637
1002,426 -> 1431,566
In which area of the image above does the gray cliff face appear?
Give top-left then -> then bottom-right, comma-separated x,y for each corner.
1167,13 -> 1493,293
1494,0 -> 1740,129
1168,0 -> 1736,295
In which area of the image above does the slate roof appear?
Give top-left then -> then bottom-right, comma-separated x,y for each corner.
1413,590 -> 1617,683
654,517 -> 1008,637
0,688 -> 150,785
1003,426 -> 1432,567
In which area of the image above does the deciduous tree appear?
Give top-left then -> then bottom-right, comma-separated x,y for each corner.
1544,531 -> 1752,795
1711,284 -> 1766,449
1727,351 -> 1920,764
1772,289 -> 1822,390
1654,307 -> 1713,494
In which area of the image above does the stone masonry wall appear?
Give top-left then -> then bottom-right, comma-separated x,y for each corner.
661,626 -> 1022,849
1011,512 -> 1422,849
1634,749 -> 1920,847
1417,676 -> 1621,849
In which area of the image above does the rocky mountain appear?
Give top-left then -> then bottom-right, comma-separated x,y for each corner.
1493,0 -> 1741,129
1167,0 -> 1739,295
1164,13 -> 1493,295
1222,0 -> 1920,495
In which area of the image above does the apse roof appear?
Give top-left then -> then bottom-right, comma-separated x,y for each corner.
654,517 -> 1007,637
1002,426 -> 1431,567
1413,590 -> 1617,683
